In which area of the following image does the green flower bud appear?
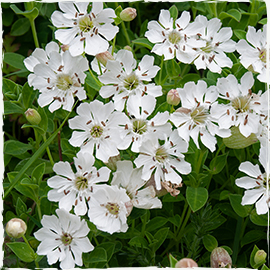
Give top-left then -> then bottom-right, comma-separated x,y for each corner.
210,247 -> 232,268
175,258 -> 198,268
61,44 -> 70,52
6,218 -> 27,238
167,89 -> 180,106
105,155 -> 121,171
25,108 -> 41,125
254,250 -> 267,265
124,45 -> 132,51
223,126 -> 258,149
120,7 -> 137,22
95,51 -> 114,67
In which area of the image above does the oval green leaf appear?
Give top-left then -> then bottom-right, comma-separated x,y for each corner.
6,242 -> 35,262
186,186 -> 208,212
229,194 -> 253,217
202,234 -> 218,252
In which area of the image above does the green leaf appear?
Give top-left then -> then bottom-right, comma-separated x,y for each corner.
128,236 -> 149,248
2,7 -> 14,27
149,227 -> 169,252
169,5 -> 178,20
4,52 -> 26,70
202,234 -> 218,252
132,37 -> 154,50
6,242 -> 35,262
97,242 -> 115,262
31,163 -> 45,185
250,245 -> 261,269
21,82 -> 37,110
233,29 -> 246,40
186,186 -> 208,212
114,5 -> 123,17
209,152 -> 228,175
258,18 -> 267,24
162,193 -> 184,202
165,59 -> 181,79
221,245 -> 233,255
16,197 -> 27,217
241,230 -> 266,247
85,71 -> 102,91
37,106 -> 48,134
261,265 -> 270,270
3,78 -> 21,99
85,247 -> 107,263
229,194 -> 252,217
10,4 -> 39,20
10,18 -> 31,36
4,101 -> 24,115
146,217 -> 168,232
169,253 -> 178,268
219,9 -> 241,22
4,140 -> 32,156
249,209 -> 269,226
179,74 -> 200,86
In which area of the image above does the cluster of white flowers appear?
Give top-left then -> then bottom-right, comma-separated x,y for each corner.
23,2 -> 269,269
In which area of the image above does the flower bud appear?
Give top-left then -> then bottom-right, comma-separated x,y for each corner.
254,250 -> 267,265
61,44 -> 69,52
124,45 -> 132,51
120,7 -> 137,22
145,175 -> 168,197
95,51 -> 114,67
175,258 -> 198,268
175,107 -> 191,114
223,126 -> 258,149
210,247 -> 232,268
105,155 -> 121,171
25,108 -> 41,125
125,201 -> 133,216
167,89 -> 180,106
6,218 -> 27,238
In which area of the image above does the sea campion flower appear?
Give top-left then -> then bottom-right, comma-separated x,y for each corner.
193,15 -> 236,73
235,146 -> 270,215
212,72 -> 263,138
98,49 -> 162,111
145,10 -> 204,62
88,184 -> 131,234
69,100 -> 129,162
27,47 -> 88,112
51,2 -> 118,56
47,152 -> 110,216
118,95 -> 172,152
236,25 -> 268,83
34,208 -> 94,269
134,130 -> 191,190
170,80 -> 230,152
111,160 -> 162,209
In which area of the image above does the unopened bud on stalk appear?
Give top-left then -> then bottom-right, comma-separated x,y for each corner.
25,108 -> 41,125
124,45 -> 132,51
61,44 -> 69,52
175,258 -> 198,268
210,247 -> 232,268
254,250 -> 267,265
95,51 -> 114,66
120,7 -> 137,22
6,218 -> 27,238
167,89 -> 180,106
105,155 -> 121,171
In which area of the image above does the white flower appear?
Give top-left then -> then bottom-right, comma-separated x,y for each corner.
235,146 -> 269,215
47,152 -> 110,216
134,130 -> 191,190
88,184 -> 130,234
145,10 -> 204,62
51,2 -> 118,56
118,95 -> 172,152
69,100 -> 129,162
111,160 -> 162,209
34,208 -> 94,269
193,15 -> 236,73
30,48 -> 88,112
236,25 -> 268,83
98,49 -> 162,111
23,41 -> 59,86
212,72 -> 263,137
170,80 -> 230,152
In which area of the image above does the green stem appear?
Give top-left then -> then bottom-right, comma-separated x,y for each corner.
29,19 -> 39,48
177,207 -> 192,241
121,21 -> 131,46
88,67 -> 102,87
232,217 -> 243,264
34,129 -> 39,149
22,235 -> 39,268
36,200 -> 42,221
42,134 -> 54,166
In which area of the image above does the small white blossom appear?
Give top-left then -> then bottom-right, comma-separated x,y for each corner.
34,208 -> 94,269
98,49 -> 162,111
170,80 -> 230,152
134,130 -> 191,190
69,100 -> 129,162
236,25 -> 268,83
51,2 -> 118,56
47,152 -> 110,216
111,160 -> 162,209
88,184 -> 130,234
193,15 -> 236,73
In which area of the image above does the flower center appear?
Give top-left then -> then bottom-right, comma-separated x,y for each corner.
105,202 -> 120,215
123,72 -> 139,91
133,119 -> 147,135
155,146 -> 168,163
75,176 -> 88,191
168,30 -> 181,44
190,106 -> 208,125
90,125 -> 103,138
231,95 -> 251,113
259,48 -> 267,63
56,74 -> 73,91
61,232 -> 73,246
262,174 -> 269,189
78,16 -> 94,32
201,41 -> 213,54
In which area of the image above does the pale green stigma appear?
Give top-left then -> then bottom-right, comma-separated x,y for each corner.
190,106 -> 208,125
168,30 -> 181,44
61,232 -> 73,246
155,146 -> 168,163
105,202 -> 120,215
75,176 -> 88,191
90,126 -> 103,138
231,96 -> 251,113
78,16 -> 94,32
133,119 -> 147,135
123,72 -> 139,91
201,41 -> 213,54
56,74 -> 73,91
